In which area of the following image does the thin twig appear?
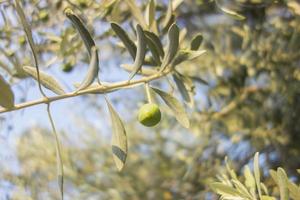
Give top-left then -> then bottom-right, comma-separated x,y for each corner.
47,104 -> 64,200
0,68 -> 172,114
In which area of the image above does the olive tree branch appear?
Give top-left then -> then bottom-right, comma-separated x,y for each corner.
0,68 -> 172,114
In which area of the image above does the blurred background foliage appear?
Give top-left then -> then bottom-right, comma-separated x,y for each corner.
0,0 -> 300,199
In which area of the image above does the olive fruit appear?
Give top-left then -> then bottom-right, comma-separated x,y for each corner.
138,103 -> 161,127
62,62 -> 73,73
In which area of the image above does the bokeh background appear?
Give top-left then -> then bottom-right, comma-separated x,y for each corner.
0,0 -> 299,199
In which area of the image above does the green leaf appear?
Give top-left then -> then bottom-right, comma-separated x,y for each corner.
261,196 -> 276,200
215,0 -> 246,20
162,0 -> 174,29
277,168 -> 289,200
210,182 -> 242,197
23,66 -> 65,95
172,72 -> 195,108
65,8 -> 100,87
111,23 -> 137,60
14,0 -> 37,59
145,0 -> 156,28
0,75 -> 14,109
254,152 -> 262,198
244,165 -> 256,190
125,0 -> 147,28
75,47 -> 99,91
105,98 -> 128,171
151,87 -> 189,128
160,23 -> 180,72
172,50 -> 206,67
288,181 -> 300,200
129,24 -> 147,80
190,34 -> 203,50
145,34 -> 161,65
65,8 -> 96,56
144,31 -> 164,58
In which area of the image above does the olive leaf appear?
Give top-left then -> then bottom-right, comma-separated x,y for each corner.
215,0 -> 246,20
105,98 -> 128,171
145,0 -> 156,29
190,34 -> 203,50
210,182 -> 243,198
65,8 -> 100,88
65,8 -> 96,56
75,47 -> 99,91
23,66 -> 65,95
0,75 -> 14,109
125,0 -> 147,29
144,31 -> 164,58
145,34 -> 161,65
244,165 -> 256,194
277,168 -> 289,200
172,50 -> 206,67
254,152 -> 262,198
111,22 -> 137,60
173,72 -> 195,108
14,0 -> 45,96
162,0 -> 174,30
129,24 -> 147,80
160,23 -> 180,72
151,87 -> 190,128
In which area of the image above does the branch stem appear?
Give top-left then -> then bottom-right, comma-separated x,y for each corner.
0,69 -> 171,114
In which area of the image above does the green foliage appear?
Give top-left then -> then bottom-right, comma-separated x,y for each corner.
211,153 -> 300,200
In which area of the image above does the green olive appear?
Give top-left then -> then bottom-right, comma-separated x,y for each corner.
138,103 -> 161,127
62,62 -> 73,73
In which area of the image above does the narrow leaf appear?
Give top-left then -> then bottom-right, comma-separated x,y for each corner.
160,23 -> 180,72
151,87 -> 189,128
190,34 -> 203,50
215,0 -> 246,20
145,0 -> 156,28
105,98 -> 128,171
65,8 -> 96,56
244,165 -> 256,191
145,34 -> 161,65
210,182 -> 242,197
254,152 -> 262,198
111,23 -> 137,60
23,66 -> 65,95
0,75 -> 14,109
129,24 -> 147,80
76,47 -> 99,91
144,31 -> 164,58
277,168 -> 289,200
162,0 -> 173,29
125,0 -> 147,28
173,72 -> 194,107
15,0 -> 45,96
172,50 -> 206,67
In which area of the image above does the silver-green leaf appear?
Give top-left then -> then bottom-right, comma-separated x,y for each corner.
23,66 -> 65,95
160,23 -> 179,72
172,50 -> 206,67
277,168 -> 289,200
129,24 -> 147,80
0,75 -> 14,109
111,22 -> 137,60
254,152 -> 262,198
76,47 -> 99,91
65,8 -> 96,56
190,34 -> 203,50
151,87 -> 189,128
105,98 -> 128,171
144,31 -> 164,58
